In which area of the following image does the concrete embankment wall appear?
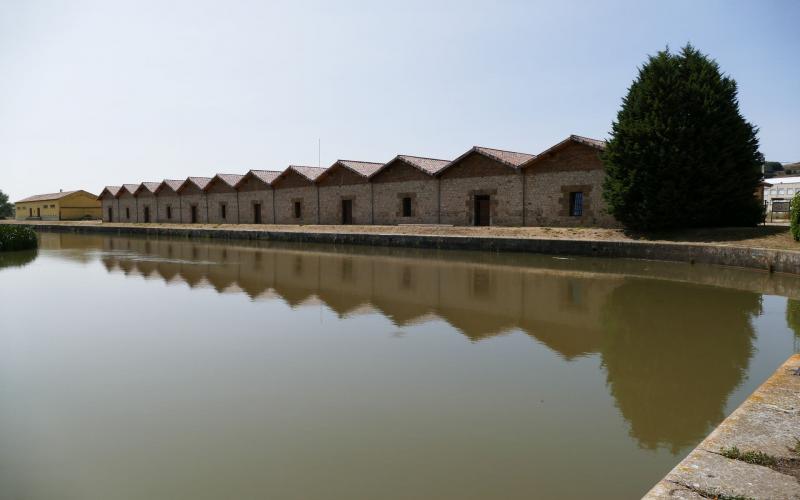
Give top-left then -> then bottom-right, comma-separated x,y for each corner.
15,222 -> 800,276
644,354 -> 800,500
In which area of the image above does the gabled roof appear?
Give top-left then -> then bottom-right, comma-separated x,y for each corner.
437,146 -> 535,175
372,155 -> 450,178
235,169 -> 282,188
177,176 -> 212,192
98,186 -> 121,198
134,182 -> 161,195
521,134 -> 606,168
118,184 -> 141,196
16,190 -> 97,203
205,173 -> 245,190
155,179 -> 184,194
521,134 -> 606,169
473,147 -> 536,167
273,165 -> 326,184
328,160 -> 384,178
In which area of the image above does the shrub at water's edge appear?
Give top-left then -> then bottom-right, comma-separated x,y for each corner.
791,193 -> 800,242
602,44 -> 763,231
0,225 -> 38,251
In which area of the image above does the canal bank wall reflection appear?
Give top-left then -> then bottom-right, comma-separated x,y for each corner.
37,232 -> 788,452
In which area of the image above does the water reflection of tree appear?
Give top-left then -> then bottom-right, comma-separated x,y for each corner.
787,299 -> 800,344
601,280 -> 759,453
0,250 -> 37,270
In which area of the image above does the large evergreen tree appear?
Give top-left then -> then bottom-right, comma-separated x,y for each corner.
602,45 -> 764,230
0,190 -> 11,219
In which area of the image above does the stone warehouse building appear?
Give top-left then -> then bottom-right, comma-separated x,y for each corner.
99,135 -> 616,227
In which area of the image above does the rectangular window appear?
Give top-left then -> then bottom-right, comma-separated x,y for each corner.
569,192 -> 584,217
778,188 -> 785,195
166,205 -> 172,219
126,207 -> 130,219
402,197 -> 412,217
294,201 -> 302,219
220,203 -> 227,219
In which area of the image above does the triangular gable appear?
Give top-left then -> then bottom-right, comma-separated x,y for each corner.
521,135 -> 606,169
437,146 -> 534,176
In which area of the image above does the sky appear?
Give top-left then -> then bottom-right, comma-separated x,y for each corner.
1,0 -> 798,201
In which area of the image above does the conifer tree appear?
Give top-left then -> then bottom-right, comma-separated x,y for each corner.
602,45 -> 764,230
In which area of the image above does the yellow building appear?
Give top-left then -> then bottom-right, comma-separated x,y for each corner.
15,190 -> 101,221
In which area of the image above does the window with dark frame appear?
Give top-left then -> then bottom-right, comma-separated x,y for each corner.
402,197 -> 412,217
294,201 -> 302,219
569,192 -> 584,217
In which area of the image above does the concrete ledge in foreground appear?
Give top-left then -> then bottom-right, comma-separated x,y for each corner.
643,354 -> 800,500
11,222 -> 800,276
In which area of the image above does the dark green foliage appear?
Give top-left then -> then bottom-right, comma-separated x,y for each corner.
0,190 -> 11,219
763,161 -> 784,173
0,249 -> 37,270
603,45 -> 764,230
791,193 -> 800,241
0,225 -> 38,251
720,446 -> 777,466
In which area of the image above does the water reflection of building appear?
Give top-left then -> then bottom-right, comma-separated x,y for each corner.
39,233 -> 771,453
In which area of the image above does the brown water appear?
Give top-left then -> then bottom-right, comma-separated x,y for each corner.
0,232 -> 798,500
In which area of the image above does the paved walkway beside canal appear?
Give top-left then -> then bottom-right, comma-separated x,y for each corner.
644,354 -> 800,500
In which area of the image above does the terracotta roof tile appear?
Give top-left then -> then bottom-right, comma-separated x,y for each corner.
336,160 -> 384,178
570,134 -> 606,150
473,147 -> 536,167
289,165 -> 326,182
209,173 -> 245,188
16,190 -> 83,203
398,155 -> 450,175
136,182 -> 161,194
249,170 -> 282,185
120,184 -> 140,195
157,179 -> 184,193
178,177 -> 212,191
99,186 -> 121,198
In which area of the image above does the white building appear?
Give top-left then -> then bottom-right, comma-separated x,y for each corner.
763,176 -> 800,215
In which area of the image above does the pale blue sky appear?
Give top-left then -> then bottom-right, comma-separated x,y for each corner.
1,0 -> 798,201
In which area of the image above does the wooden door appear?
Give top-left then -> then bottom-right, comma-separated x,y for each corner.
253,203 -> 262,224
191,205 -> 198,223
474,195 -> 490,226
341,199 -> 353,225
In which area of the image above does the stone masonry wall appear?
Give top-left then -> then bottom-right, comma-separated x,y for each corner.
101,197 -> 116,222
372,161 -> 439,225
318,184 -> 373,225
524,142 -> 617,227
439,154 -> 523,226
117,193 -> 137,222
155,192 -> 181,223
136,192 -> 156,223
237,177 -> 274,224
206,184 -> 240,224
179,185 -> 209,224
317,167 -> 373,225
274,185 -> 319,224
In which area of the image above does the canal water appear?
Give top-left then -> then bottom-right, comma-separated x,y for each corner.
0,232 -> 798,500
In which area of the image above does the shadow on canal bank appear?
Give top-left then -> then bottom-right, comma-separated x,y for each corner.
35,231 -> 800,455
